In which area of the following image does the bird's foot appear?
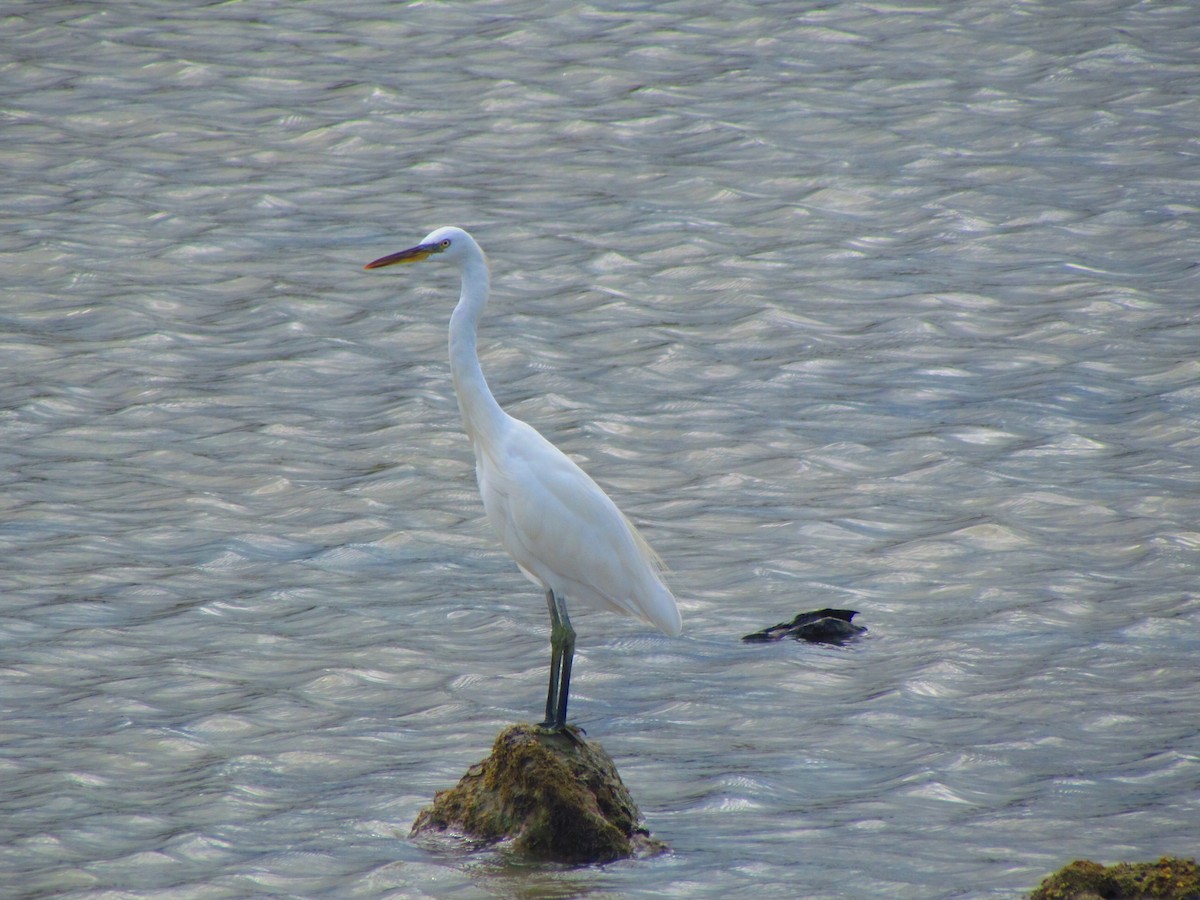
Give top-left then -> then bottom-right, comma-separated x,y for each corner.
535,721 -> 587,744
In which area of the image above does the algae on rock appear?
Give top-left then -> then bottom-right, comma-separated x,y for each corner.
1030,856 -> 1199,899
411,724 -> 667,864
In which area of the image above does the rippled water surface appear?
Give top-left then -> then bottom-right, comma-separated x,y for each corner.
4,1 -> 1198,897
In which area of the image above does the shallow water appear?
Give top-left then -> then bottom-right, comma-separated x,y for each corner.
3,1 -> 1198,897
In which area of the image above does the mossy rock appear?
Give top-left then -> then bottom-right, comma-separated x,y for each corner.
411,724 -> 667,864
1030,856 -> 1199,899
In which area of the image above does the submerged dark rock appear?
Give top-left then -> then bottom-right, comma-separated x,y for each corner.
410,724 -> 667,864
742,608 -> 866,644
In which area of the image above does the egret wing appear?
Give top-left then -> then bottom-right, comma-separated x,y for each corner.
476,420 -> 680,635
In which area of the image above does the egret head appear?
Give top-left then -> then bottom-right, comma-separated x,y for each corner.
364,226 -> 475,270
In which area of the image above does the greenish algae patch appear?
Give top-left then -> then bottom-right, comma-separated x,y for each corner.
410,724 -> 667,864
1030,856 -> 1199,899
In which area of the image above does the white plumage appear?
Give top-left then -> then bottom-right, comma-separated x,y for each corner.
366,226 -> 681,730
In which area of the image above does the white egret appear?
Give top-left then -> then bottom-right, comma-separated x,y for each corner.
365,226 -> 681,731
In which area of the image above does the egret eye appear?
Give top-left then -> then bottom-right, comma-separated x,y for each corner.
440,239 -> 451,248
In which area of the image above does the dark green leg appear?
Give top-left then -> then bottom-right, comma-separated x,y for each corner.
540,590 -> 561,728
553,591 -> 575,730
538,589 -> 575,731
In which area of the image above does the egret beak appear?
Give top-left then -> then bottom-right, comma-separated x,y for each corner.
364,242 -> 438,270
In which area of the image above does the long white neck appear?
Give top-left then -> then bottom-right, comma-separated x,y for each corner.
448,242 -> 509,450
